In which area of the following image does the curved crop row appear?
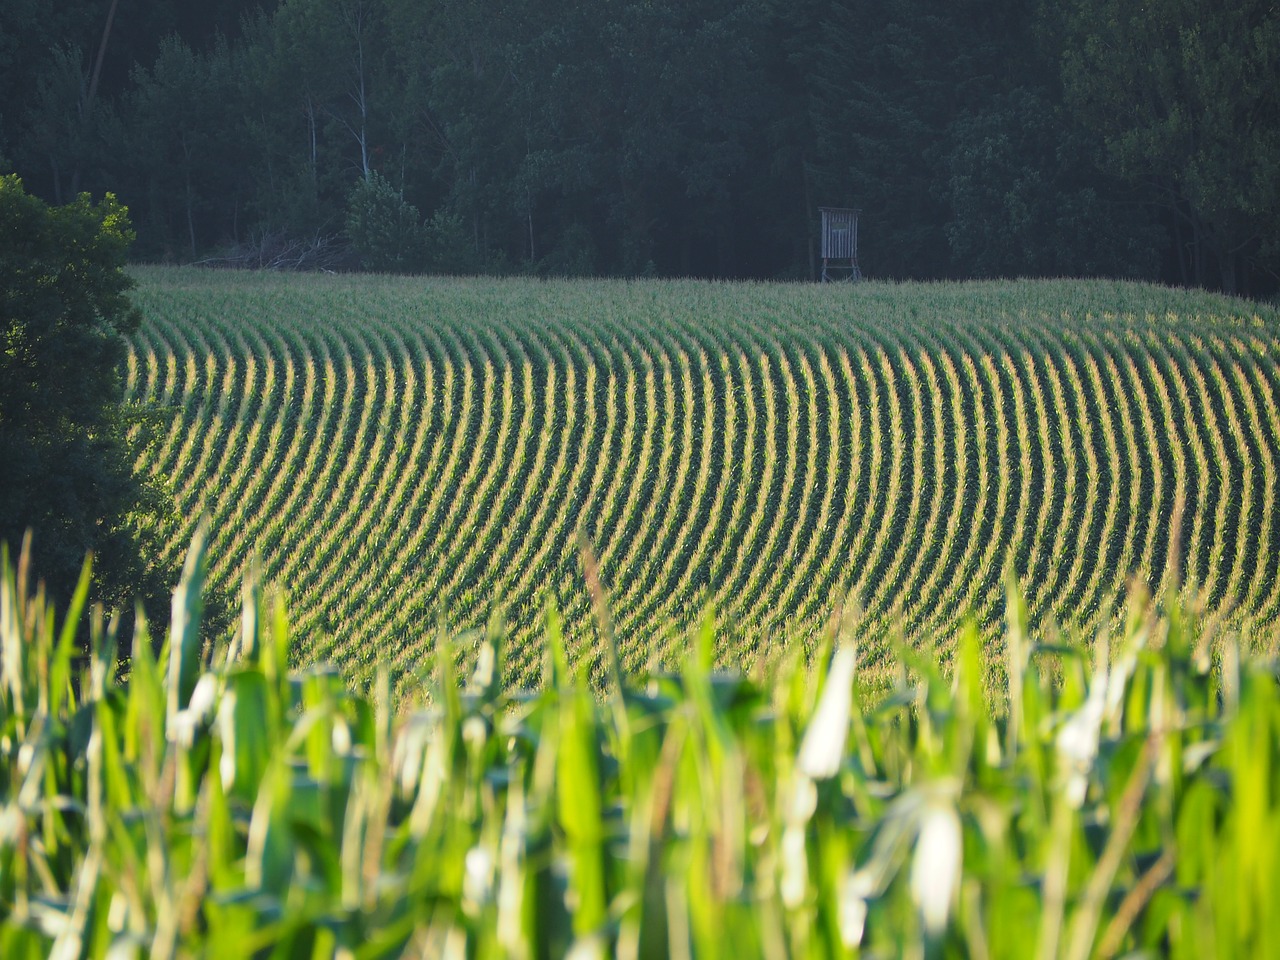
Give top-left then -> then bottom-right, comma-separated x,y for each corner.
126,270 -> 1280,686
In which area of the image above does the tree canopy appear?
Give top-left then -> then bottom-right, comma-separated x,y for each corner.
1,0 -> 1276,294
0,173 -> 170,616
1054,0 -> 1280,293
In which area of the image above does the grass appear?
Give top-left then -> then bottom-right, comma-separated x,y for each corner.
123,269 -> 1280,690
1,529 -> 1277,957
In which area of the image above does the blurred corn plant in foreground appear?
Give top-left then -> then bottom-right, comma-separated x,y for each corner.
1,529 -> 1278,959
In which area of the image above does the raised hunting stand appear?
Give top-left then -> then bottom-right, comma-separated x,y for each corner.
819,207 -> 862,282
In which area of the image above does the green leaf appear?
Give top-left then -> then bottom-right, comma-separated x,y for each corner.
49,554 -> 92,718
166,524 -> 208,724
219,669 -> 274,803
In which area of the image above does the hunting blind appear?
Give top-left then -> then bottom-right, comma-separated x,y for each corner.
819,207 -> 862,282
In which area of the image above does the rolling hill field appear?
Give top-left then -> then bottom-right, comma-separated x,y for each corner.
125,268 -> 1280,686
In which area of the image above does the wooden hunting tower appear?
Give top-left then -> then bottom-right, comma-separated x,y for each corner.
819,207 -> 862,282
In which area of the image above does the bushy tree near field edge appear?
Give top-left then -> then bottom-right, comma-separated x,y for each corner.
0,173 -> 174,633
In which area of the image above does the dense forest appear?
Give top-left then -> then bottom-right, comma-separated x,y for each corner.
2,0 -> 1276,293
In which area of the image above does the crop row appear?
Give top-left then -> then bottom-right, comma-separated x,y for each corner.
125,271 -> 1280,684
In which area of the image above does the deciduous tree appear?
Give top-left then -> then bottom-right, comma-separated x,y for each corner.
1053,0 -> 1280,293
0,174 -> 170,619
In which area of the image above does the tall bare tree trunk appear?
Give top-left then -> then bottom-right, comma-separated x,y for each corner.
86,0 -> 120,114
72,0 -> 120,196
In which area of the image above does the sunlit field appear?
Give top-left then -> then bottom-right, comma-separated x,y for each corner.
126,268 -> 1280,686
4,269 -> 1279,956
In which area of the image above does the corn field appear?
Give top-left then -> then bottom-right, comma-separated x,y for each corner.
1,528 -> 1277,957
125,269 -> 1280,687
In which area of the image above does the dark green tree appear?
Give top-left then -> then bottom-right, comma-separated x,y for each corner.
386,0 -> 540,268
1,0 -> 255,208
943,87 -> 1162,279
231,0 -> 403,257
110,35 -> 247,261
0,174 -> 171,619
345,170 -> 425,271
802,0 -> 1016,278
1051,0 -> 1280,293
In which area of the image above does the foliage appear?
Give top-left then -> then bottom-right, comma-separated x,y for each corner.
802,0 -> 983,279
0,175 -> 171,625
110,34 -> 247,262
6,0 -> 1276,291
943,87 -> 1162,279
1051,0 -> 1280,293
345,171 -> 424,272
422,209 -> 478,275
123,269 -> 1280,689
344,173 -> 477,274
0,0 -> 265,208
1,530 -> 1278,956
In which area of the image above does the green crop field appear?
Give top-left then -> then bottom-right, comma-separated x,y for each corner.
6,269 -> 1280,958
125,268 -> 1280,686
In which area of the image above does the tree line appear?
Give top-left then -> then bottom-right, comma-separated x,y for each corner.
2,0 -> 1276,294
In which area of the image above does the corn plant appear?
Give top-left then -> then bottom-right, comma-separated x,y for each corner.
2,529 -> 1278,957
124,270 -> 1280,689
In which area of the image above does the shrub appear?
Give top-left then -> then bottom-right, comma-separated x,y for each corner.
0,174 -> 171,625
344,172 -> 425,273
